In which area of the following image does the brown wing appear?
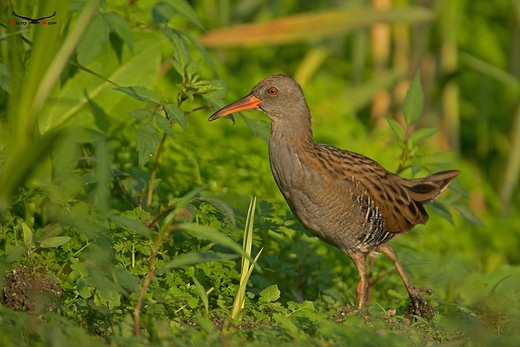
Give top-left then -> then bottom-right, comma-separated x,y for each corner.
317,145 -> 459,233
361,169 -> 460,233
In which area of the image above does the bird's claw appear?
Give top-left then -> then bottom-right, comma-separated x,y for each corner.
406,290 -> 434,321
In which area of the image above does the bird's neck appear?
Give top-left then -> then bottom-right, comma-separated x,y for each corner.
269,107 -> 315,152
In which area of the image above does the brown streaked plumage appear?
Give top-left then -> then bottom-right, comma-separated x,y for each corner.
209,74 -> 459,318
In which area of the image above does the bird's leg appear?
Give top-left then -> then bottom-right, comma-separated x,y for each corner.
349,251 -> 368,308
379,244 -> 434,320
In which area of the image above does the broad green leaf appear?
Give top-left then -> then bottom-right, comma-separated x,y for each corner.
136,118 -> 160,166
403,73 -> 424,126
384,115 -> 405,141
39,236 -> 71,248
77,14 -> 110,66
164,104 -> 186,130
21,222 -> 33,248
114,86 -> 161,104
106,12 -> 133,51
157,252 -> 238,272
129,108 -> 154,120
165,0 -> 205,30
259,284 -> 281,303
40,31 -> 164,133
179,223 -> 249,259
410,127 -> 438,145
242,115 -> 270,144
110,215 -> 152,238
155,114 -> 174,136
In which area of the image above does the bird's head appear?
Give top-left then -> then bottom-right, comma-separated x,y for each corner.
208,74 -> 308,122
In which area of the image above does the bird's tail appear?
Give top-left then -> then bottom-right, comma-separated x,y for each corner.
401,170 -> 460,204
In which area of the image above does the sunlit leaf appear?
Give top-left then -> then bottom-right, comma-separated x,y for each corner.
410,127 -> 437,145
384,115 -> 405,141
21,222 -> 33,248
259,284 -> 281,303
403,72 -> 423,126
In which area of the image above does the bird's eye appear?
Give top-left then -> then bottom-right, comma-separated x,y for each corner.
268,87 -> 278,95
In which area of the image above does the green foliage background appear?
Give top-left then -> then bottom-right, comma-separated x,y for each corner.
0,0 -> 519,346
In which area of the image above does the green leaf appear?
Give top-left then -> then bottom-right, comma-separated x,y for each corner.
242,115 -> 270,143
163,27 -> 189,76
259,284 -> 281,303
403,72 -> 424,126
164,104 -> 186,130
165,0 -> 205,30
384,115 -> 405,141
129,108 -> 154,120
39,236 -> 71,248
110,215 -> 152,238
136,118 -> 160,166
5,245 -> 25,263
114,86 -> 161,104
21,222 -> 33,248
0,63 -> 11,93
40,31 -> 164,133
197,79 -> 227,109
106,12 -> 133,51
152,2 -> 174,24
452,205 -> 484,226
155,114 -> 174,137
197,197 -> 236,226
157,252 -> 238,272
179,223 -> 250,259
410,127 -> 438,145
77,14 -> 110,66
428,201 -> 454,224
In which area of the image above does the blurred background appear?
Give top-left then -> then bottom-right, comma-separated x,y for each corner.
1,0 -> 519,345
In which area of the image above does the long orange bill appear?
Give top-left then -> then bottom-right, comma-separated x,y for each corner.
208,95 -> 262,121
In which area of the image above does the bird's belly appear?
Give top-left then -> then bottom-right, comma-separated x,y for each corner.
274,169 -> 371,251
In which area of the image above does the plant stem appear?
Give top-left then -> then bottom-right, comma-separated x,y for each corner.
146,132 -> 168,216
133,224 -> 174,336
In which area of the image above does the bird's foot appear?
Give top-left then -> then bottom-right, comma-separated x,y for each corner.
406,288 -> 434,321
